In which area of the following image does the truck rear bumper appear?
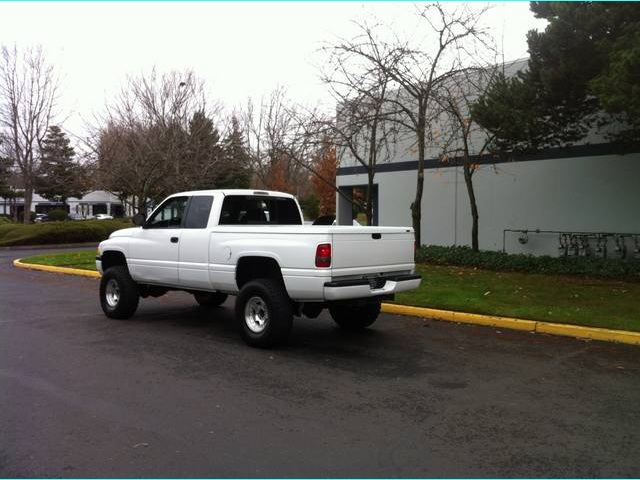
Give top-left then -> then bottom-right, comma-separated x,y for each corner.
323,274 -> 421,301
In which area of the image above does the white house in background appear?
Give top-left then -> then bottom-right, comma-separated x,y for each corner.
0,189 -> 126,219
67,191 -> 125,218
336,59 -> 640,258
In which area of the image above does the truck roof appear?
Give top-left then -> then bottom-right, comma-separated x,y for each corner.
166,189 -> 297,199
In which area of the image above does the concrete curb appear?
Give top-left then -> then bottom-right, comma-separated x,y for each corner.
12,258 -> 640,347
13,258 -> 101,278
381,303 -> 640,347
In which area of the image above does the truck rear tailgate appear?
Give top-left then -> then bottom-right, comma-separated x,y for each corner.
330,227 -> 415,277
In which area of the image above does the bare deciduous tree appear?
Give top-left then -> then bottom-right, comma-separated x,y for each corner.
241,89 -> 366,218
241,88 -> 316,197
91,69 -> 220,213
433,67 -> 496,251
327,3 -> 494,246
0,45 -> 58,222
320,31 -> 398,225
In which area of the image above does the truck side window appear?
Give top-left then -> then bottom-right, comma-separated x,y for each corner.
184,196 -> 213,229
145,196 -> 188,229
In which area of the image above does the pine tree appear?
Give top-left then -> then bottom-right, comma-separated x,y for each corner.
218,117 -> 251,189
472,2 -> 640,149
0,148 -> 13,198
36,126 -> 86,206
179,110 -> 222,191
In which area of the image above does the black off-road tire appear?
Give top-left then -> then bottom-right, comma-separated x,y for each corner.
329,300 -> 381,330
194,292 -> 228,308
235,278 -> 293,348
99,265 -> 140,319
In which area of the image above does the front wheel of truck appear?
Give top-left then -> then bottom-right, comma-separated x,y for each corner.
235,278 -> 293,348
329,300 -> 381,330
99,266 -> 140,319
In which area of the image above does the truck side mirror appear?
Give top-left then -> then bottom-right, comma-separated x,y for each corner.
133,213 -> 146,227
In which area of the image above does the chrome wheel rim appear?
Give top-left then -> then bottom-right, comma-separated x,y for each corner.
244,296 -> 269,333
105,279 -> 120,308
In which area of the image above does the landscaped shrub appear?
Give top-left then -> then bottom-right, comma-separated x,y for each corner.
47,209 -> 69,221
0,218 -> 133,247
416,245 -> 640,282
0,216 -> 13,225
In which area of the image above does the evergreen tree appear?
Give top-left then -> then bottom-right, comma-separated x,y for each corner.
0,143 -> 13,198
178,110 -> 222,191
218,117 -> 251,189
36,126 -> 86,206
472,2 -> 640,150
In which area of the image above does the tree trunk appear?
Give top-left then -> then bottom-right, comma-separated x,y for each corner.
412,124 -> 426,250
23,184 -> 33,224
365,170 -> 375,226
366,113 -> 379,227
136,195 -> 147,216
463,161 -> 479,251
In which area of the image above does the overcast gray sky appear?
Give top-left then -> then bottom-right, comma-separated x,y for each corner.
0,2 -> 547,136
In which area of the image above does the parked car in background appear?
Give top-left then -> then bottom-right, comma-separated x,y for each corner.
95,214 -> 114,220
34,213 -> 48,223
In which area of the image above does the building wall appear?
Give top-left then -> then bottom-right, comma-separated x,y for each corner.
337,151 -> 640,256
335,57 -> 639,257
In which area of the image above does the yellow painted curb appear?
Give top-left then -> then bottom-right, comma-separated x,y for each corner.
382,303 -> 455,322
382,303 -> 535,331
381,302 -> 640,347
451,311 -> 537,332
537,322 -> 640,346
13,258 -> 101,279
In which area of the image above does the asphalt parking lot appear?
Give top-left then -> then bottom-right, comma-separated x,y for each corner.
1,247 -> 640,477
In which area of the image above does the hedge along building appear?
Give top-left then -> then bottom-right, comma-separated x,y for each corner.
335,60 -> 640,258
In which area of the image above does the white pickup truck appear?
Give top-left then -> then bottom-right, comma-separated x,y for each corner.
96,189 -> 421,347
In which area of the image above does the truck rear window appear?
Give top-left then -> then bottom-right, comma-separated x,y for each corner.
219,195 -> 302,225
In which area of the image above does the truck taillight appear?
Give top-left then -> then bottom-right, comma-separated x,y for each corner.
315,243 -> 332,268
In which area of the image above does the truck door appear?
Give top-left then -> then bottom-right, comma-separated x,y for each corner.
128,196 -> 187,285
178,195 -> 214,290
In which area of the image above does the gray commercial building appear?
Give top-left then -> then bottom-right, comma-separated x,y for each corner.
336,61 -> 640,258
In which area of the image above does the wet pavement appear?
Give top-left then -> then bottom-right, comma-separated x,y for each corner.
1,247 -> 640,477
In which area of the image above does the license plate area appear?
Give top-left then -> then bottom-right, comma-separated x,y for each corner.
368,277 -> 387,289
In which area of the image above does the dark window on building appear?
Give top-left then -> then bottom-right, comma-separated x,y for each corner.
219,195 -> 302,225
92,204 -> 107,215
184,196 -> 213,229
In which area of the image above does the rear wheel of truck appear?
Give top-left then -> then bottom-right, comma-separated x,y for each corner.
99,266 -> 140,319
194,292 -> 228,308
329,300 -> 381,330
235,278 -> 293,348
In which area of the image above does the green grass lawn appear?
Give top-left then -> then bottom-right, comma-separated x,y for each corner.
22,249 -> 98,271
19,250 -> 640,333
396,264 -> 640,332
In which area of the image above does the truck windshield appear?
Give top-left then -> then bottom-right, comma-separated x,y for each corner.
219,195 -> 302,225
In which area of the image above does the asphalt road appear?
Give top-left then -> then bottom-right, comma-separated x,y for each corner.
1,247 -> 640,478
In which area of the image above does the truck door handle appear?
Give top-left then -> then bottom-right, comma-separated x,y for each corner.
170,236 -> 179,243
